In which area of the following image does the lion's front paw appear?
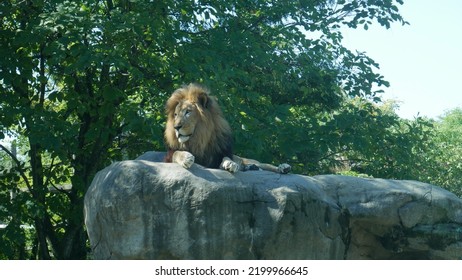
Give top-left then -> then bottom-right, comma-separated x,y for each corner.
181,152 -> 195,168
278,163 -> 291,174
175,151 -> 195,169
220,157 -> 240,173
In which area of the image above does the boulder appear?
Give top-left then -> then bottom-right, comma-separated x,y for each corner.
84,152 -> 462,259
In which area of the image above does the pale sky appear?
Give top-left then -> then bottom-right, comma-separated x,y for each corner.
341,0 -> 462,120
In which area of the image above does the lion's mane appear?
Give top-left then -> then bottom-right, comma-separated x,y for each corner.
164,84 -> 234,168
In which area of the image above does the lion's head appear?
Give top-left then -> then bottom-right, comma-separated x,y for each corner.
164,83 -> 233,168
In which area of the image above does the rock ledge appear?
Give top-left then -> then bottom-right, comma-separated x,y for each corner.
84,152 -> 462,259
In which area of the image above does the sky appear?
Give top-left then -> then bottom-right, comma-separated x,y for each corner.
341,0 -> 462,120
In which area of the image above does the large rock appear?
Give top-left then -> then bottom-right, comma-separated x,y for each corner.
84,152 -> 462,259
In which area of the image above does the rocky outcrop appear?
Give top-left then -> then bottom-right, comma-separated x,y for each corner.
84,152 -> 462,259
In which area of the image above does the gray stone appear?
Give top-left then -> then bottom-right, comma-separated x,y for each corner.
84,151 -> 462,259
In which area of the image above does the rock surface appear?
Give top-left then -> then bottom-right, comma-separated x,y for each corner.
84,152 -> 462,259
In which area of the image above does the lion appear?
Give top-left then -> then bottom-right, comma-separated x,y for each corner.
164,83 -> 291,174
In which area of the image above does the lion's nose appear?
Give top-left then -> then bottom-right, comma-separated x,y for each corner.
174,125 -> 182,131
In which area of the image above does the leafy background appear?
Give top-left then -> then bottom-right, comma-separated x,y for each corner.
1,0 -> 461,259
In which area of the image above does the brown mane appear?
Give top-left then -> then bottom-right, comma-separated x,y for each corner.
164,84 -> 233,168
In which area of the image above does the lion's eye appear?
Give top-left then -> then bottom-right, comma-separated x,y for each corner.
185,110 -> 191,117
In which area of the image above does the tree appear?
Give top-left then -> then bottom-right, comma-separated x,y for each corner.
1,0 -> 407,259
1,0 -> 166,259
339,104 -> 435,180
423,109 -> 462,197
337,105 -> 462,199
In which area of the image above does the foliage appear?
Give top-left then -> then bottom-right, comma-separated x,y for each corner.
0,0 -> 425,259
337,106 -> 462,198
422,109 -> 462,197
1,0 -> 166,259
342,107 -> 435,179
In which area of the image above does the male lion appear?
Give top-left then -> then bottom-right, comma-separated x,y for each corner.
164,83 -> 291,174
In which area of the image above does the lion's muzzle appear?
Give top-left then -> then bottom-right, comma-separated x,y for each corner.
175,126 -> 192,143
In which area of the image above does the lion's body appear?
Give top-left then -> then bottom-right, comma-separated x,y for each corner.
164,83 -> 290,174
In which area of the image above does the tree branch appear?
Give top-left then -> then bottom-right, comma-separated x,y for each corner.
0,143 -> 33,192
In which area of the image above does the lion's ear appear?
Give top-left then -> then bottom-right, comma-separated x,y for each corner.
166,91 -> 183,116
197,91 -> 209,109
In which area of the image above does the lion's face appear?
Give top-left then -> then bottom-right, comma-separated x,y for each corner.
166,84 -> 211,146
172,100 -> 200,143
